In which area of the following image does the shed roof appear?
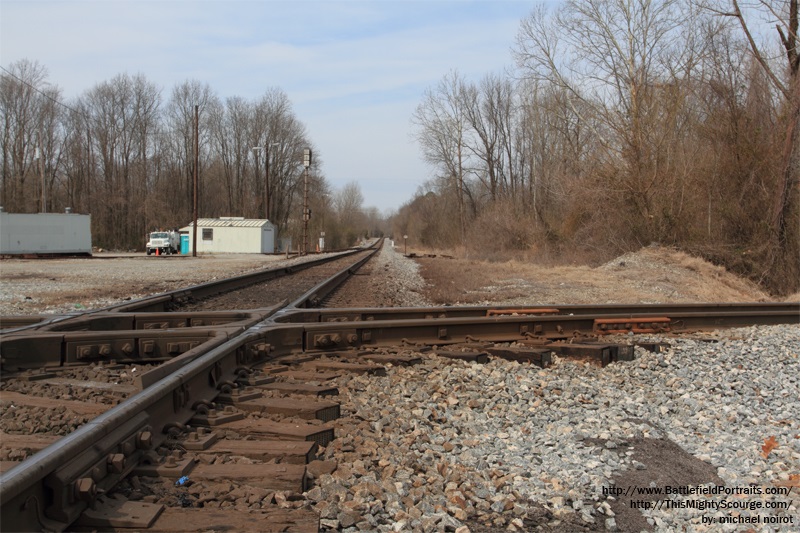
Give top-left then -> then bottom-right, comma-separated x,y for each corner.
182,217 -> 274,229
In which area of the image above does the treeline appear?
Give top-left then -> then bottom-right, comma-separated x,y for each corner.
394,0 -> 798,295
0,61 -> 381,251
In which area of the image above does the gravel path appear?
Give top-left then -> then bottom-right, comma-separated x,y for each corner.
323,243 -> 433,308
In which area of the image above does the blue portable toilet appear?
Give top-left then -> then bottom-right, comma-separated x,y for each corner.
180,234 -> 189,254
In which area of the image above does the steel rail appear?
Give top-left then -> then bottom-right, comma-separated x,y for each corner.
285,251 -> 379,309
0,247 -> 365,335
289,306 -> 799,352
275,302 -> 800,323
1,240 -> 797,531
0,245 -> 382,371
0,244 -> 384,532
1,302 -> 797,530
1,328 -> 268,531
107,241 -> 377,315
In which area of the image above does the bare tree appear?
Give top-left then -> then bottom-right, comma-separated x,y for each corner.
334,181 -> 366,246
209,96 -> 253,215
60,103 -> 92,213
515,0 -> 697,243
711,0 -> 799,287
462,73 -> 516,203
1,61 -> 343,254
0,60 -> 62,212
395,184 -> 464,249
252,88 -> 310,227
412,71 -> 470,244
164,80 -> 219,219
516,80 -> 596,235
81,73 -> 162,247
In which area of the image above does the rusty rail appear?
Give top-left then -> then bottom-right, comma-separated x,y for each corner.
1,248 -> 798,531
0,244 -> 386,532
0,246 -> 368,335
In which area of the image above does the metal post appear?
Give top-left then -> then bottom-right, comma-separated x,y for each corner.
303,167 -> 309,254
255,142 -> 279,221
192,105 -> 199,257
264,145 -> 270,220
38,141 -> 46,213
404,235 -> 408,255
253,146 -> 264,217
302,148 -> 312,255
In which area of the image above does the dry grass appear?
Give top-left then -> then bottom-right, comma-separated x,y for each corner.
413,245 -> 772,305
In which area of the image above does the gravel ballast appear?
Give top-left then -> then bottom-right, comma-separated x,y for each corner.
323,243 -> 433,308
312,325 -> 799,532
2,244 -> 797,532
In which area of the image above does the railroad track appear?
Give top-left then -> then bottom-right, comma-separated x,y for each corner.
1,244 -> 798,532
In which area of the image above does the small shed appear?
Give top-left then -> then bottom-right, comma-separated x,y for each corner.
0,210 -> 92,255
180,217 -> 275,254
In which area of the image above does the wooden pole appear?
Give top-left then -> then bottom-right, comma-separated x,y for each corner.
192,105 -> 199,257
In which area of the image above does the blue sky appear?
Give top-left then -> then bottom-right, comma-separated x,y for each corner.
1,0 -> 536,214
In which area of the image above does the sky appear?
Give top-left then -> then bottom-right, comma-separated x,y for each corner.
0,0 -> 537,214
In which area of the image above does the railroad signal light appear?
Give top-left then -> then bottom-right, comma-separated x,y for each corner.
302,147 -> 311,254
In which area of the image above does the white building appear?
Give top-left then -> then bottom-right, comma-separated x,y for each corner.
0,210 -> 92,255
179,217 -> 276,254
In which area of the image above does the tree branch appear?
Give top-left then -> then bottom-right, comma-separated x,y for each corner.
730,0 -> 789,98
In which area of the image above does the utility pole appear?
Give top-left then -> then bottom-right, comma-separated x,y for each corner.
37,130 -> 46,212
302,148 -> 312,254
264,145 -> 271,220
38,145 -> 46,213
192,105 -> 199,257
252,147 -> 264,218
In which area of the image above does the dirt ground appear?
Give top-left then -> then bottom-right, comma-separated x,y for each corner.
0,244 -> 794,318
412,245 -> 782,305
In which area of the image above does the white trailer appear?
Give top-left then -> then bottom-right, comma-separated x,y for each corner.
0,211 -> 92,255
179,218 -> 275,254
